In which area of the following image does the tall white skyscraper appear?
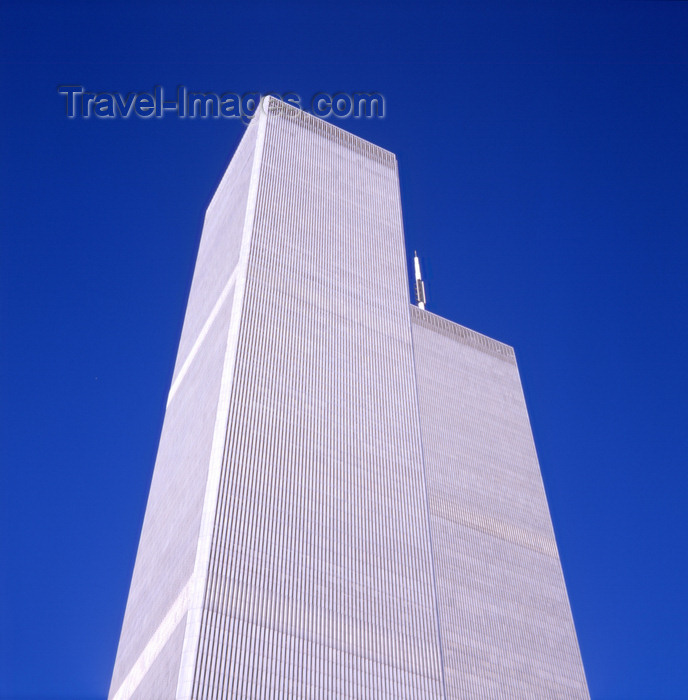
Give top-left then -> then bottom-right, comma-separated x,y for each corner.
108,97 -> 588,699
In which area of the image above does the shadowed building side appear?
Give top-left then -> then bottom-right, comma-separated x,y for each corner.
108,116 -> 260,700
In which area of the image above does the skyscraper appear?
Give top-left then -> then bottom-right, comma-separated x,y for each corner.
108,97 -> 588,699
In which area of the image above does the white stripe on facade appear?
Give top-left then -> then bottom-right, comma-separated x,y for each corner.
111,578 -> 192,700
166,266 -> 238,408
175,101 -> 269,700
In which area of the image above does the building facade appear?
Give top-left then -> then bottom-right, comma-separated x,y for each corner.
108,98 -> 588,699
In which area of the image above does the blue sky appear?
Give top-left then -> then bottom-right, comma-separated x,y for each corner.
1,1 -> 687,698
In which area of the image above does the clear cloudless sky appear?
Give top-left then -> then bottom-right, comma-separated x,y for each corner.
1,1 -> 686,698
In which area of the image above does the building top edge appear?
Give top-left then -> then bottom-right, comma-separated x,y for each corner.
409,305 -> 516,363
262,96 -> 397,166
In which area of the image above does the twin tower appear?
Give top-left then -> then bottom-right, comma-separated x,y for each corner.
109,98 -> 588,699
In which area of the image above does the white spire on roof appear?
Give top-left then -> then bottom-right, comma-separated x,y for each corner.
413,251 -> 426,310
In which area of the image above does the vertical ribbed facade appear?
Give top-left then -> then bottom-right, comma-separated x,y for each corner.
187,101 -> 444,698
108,98 -> 588,699
410,307 -> 589,698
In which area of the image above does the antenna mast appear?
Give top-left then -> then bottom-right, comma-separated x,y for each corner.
414,251 -> 426,310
